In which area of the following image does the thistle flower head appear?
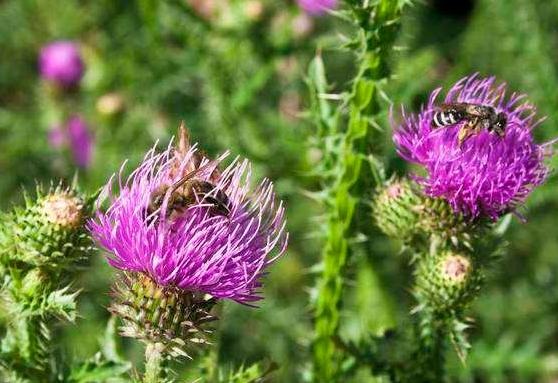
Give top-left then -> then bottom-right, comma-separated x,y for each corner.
297,0 -> 337,15
88,126 -> 288,304
39,41 -> 85,88
393,74 -> 554,220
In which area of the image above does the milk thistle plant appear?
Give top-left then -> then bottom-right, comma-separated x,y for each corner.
89,124 -> 288,382
307,0 -> 410,381
367,76 -> 551,381
306,0 -> 554,381
0,183 -> 99,381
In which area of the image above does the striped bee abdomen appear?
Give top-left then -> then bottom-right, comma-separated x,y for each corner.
432,109 -> 463,128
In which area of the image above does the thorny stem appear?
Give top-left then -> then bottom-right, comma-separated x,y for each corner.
143,342 -> 167,383
311,1 -> 407,381
417,313 -> 447,382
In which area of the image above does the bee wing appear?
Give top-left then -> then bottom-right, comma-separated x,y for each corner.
441,103 -> 468,112
169,160 -> 220,193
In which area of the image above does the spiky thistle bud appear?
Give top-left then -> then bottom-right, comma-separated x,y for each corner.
0,186 -> 92,269
372,177 -> 422,241
373,177 -> 487,246
415,251 -> 482,314
416,197 -> 487,248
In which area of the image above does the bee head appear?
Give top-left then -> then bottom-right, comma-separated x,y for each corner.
494,112 -> 507,136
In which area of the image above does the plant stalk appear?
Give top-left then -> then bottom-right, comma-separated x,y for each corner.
311,1 -> 407,381
143,342 -> 166,383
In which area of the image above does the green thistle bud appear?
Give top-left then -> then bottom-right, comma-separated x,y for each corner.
416,198 -> 485,247
373,177 -> 486,246
0,186 -> 91,268
372,178 -> 422,241
110,272 -> 217,358
415,251 -> 482,314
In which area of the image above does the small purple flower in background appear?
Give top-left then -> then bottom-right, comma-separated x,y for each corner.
47,116 -> 93,169
88,127 -> 288,304
67,116 -> 93,168
297,0 -> 337,15
48,125 -> 66,149
393,74 -> 555,220
39,41 -> 85,88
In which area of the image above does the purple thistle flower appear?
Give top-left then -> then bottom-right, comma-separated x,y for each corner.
88,137 -> 288,304
297,0 -> 337,15
393,74 -> 555,220
39,41 -> 85,88
67,116 -> 93,168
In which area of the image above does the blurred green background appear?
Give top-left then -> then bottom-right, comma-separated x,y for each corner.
1,0 -> 558,382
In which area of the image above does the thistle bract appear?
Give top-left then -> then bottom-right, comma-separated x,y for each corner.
110,272 -> 216,357
39,41 -> 84,88
88,136 -> 288,305
393,75 -> 554,220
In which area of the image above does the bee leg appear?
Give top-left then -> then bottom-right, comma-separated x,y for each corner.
457,118 -> 477,147
202,195 -> 230,217
457,126 -> 471,147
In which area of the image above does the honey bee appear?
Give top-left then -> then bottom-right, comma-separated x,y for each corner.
146,161 -> 230,222
432,103 -> 507,146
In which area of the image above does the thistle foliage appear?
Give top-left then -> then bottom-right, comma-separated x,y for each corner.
0,184 -> 129,382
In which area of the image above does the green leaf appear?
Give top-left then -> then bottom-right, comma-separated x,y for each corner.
68,354 -> 131,383
99,316 -> 126,363
44,285 -> 79,321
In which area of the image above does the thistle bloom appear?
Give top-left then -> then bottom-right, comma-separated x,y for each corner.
67,116 -> 93,168
297,0 -> 337,15
39,41 -> 85,87
88,136 -> 287,304
393,75 -> 554,219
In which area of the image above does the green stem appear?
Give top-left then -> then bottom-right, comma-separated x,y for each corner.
143,342 -> 166,383
311,1 -> 407,381
417,314 -> 447,382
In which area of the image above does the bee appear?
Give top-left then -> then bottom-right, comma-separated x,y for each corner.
146,161 -> 231,222
431,103 -> 507,146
